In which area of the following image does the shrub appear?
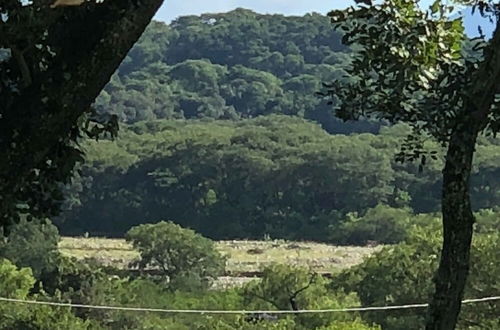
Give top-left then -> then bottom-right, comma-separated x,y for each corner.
474,208 -> 500,233
0,259 -> 90,330
0,258 -> 35,299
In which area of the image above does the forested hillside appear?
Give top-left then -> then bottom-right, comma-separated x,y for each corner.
94,9 -> 379,134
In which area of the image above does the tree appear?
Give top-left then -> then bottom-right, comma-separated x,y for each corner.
57,116 -> 405,239
325,0 -> 500,328
126,221 -> 226,289
242,264 -> 378,329
243,264 -> 320,313
90,10 -> 384,133
0,0 -> 164,228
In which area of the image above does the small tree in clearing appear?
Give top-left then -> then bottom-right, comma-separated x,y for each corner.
126,221 -> 226,289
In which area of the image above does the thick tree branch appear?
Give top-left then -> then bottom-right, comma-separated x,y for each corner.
0,0 -> 164,225
0,22 -> 32,87
10,46 -> 32,87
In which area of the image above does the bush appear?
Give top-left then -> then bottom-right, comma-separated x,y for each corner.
0,218 -> 61,278
474,208 -> 500,233
0,259 -> 91,330
0,258 -> 35,299
126,221 -> 226,289
329,205 -> 413,245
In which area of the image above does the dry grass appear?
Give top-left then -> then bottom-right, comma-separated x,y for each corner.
60,237 -> 138,269
59,237 -> 379,275
218,240 -> 378,274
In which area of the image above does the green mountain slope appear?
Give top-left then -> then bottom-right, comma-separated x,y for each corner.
95,9 -> 379,134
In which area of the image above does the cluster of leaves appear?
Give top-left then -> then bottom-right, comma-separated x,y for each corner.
56,116 -> 500,241
0,0 -> 82,227
0,218 -> 100,329
242,264 -> 380,330
93,10 -> 381,134
0,218 -> 60,278
331,205 -> 499,246
329,205 -> 416,245
0,259 -> 94,329
325,0 -> 500,170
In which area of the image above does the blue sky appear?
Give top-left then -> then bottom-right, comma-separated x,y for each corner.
155,0 -> 494,37
154,0 -> 352,22
155,1 -> 456,22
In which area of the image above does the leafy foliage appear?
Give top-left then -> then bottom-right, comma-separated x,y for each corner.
326,0 -> 495,145
0,259 -> 91,329
325,1 -> 500,327
329,205 -> 414,245
0,0 -> 163,229
242,264 -> 374,329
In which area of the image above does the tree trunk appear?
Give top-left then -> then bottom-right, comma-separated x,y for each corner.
425,125 -> 479,330
425,14 -> 500,329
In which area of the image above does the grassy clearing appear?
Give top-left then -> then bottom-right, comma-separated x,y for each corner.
219,240 -> 378,274
60,237 -> 379,275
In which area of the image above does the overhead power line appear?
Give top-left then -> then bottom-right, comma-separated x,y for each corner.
0,296 -> 498,315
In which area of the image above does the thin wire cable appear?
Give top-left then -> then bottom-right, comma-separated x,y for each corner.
0,296 -> 498,314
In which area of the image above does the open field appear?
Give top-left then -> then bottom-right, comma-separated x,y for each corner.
60,237 -> 379,275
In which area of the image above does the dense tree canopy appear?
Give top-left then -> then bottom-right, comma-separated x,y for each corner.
126,221 -> 226,290
0,3 -> 498,329
56,117 -> 500,240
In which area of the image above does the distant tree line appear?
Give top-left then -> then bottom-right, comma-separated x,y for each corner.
57,116 -> 500,240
